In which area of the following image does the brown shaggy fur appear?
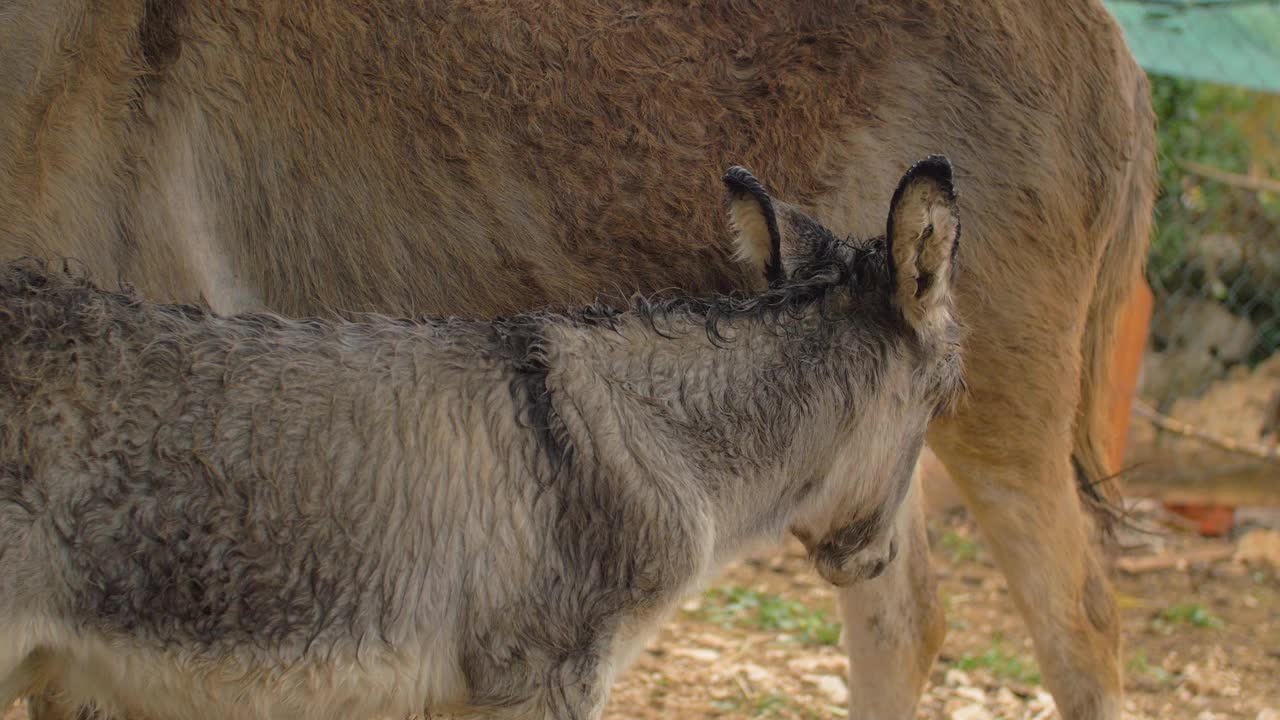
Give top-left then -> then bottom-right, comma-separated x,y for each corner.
0,2 -> 1156,719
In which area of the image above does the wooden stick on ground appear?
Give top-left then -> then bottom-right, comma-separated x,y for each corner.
1132,401 -> 1280,463
1115,545 -> 1236,575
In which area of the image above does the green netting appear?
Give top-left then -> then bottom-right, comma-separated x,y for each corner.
1105,0 -> 1280,94
1112,2 -> 1280,411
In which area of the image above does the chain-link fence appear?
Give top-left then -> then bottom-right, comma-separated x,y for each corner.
1108,0 -> 1280,494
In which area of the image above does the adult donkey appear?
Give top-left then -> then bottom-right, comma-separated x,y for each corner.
0,2 -> 1155,718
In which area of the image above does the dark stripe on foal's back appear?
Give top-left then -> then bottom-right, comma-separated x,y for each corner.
499,320 -> 573,474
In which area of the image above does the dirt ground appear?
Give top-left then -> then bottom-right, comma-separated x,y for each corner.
5,500 -> 1277,720
600,502 -> 1280,720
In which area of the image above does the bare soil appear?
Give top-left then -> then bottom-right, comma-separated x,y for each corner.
599,505 -> 1279,720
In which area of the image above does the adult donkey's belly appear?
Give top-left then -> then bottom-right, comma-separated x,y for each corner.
4,1 -> 1133,320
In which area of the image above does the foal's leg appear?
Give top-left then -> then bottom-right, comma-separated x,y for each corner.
11,651 -> 88,720
509,681 -> 609,720
25,695 -> 94,720
837,476 -> 944,720
4,654 -> 47,717
479,655 -> 613,720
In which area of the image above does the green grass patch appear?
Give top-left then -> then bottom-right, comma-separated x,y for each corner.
1154,602 -> 1223,630
939,530 -> 983,563
751,693 -> 790,717
1127,653 -> 1178,686
694,586 -> 842,647
951,635 -> 1042,685
710,692 -> 822,719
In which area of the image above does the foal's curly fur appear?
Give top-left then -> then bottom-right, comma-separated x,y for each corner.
0,165 -> 964,720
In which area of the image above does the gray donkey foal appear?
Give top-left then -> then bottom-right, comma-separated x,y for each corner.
0,159 -> 965,720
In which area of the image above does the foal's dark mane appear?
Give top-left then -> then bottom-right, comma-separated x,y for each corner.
499,230 -> 896,346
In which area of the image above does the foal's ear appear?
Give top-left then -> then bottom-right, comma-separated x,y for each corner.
886,155 -> 960,334
723,166 -> 784,284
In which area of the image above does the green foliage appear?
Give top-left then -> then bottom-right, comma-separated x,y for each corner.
695,586 -> 843,647
1148,74 -> 1280,363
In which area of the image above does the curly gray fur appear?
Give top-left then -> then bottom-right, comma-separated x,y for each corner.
0,173 -> 963,720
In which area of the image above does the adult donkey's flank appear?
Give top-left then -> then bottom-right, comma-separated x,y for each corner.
0,164 -> 963,720
0,2 -> 1156,718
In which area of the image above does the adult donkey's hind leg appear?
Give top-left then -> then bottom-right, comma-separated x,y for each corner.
922,233 -> 1140,719
928,432 -> 1123,720
923,243 -> 1126,719
923,82 -> 1155,720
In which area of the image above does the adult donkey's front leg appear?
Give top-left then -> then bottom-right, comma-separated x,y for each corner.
837,477 -> 944,720
835,392 -> 1124,720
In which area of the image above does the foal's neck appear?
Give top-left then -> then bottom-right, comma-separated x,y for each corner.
542,300 -> 863,527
